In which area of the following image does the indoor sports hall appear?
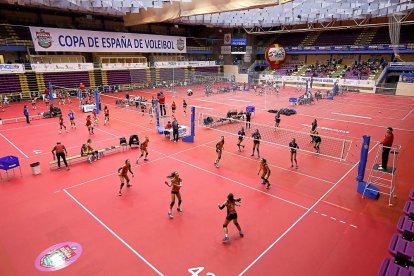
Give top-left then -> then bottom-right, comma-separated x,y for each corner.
0,1 -> 414,275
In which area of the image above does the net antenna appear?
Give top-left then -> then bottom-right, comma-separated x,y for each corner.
389,13 -> 404,61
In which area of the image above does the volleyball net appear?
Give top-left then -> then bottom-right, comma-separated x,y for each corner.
199,113 -> 352,161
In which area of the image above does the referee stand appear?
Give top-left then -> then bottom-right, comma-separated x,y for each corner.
363,144 -> 401,206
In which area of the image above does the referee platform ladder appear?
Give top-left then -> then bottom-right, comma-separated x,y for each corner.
363,144 -> 401,206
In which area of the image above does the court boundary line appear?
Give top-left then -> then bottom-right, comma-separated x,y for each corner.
203,144 -> 336,185
239,142 -> 379,275
63,189 -> 163,276
402,108 -> 414,121
298,113 -> 414,132
0,132 -> 29,158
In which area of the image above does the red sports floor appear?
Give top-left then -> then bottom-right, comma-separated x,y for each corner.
0,86 -> 414,275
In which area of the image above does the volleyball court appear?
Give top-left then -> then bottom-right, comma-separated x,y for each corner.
0,81 -> 414,275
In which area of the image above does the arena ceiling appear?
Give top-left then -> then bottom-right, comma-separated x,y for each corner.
2,0 -> 414,31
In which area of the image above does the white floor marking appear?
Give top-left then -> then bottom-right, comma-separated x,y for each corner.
239,142 -> 378,275
63,189 -> 163,276
331,112 -> 372,120
0,132 -> 29,158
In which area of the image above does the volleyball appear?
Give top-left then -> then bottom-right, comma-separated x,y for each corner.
187,89 -> 193,96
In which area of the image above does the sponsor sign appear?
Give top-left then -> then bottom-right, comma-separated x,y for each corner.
31,63 -> 94,72
29,26 -> 186,53
101,63 -> 148,70
154,61 -> 216,68
231,38 -> 247,45
221,46 -> 231,55
265,44 -> 286,70
35,242 -> 82,272
0,64 -> 25,74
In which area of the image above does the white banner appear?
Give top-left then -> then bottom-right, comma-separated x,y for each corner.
246,46 -> 253,54
0,64 -> 25,74
259,74 -> 375,88
29,26 -> 186,53
154,61 -> 216,68
31,63 -> 94,72
221,46 -> 231,55
224,33 -> 231,45
101,63 -> 148,70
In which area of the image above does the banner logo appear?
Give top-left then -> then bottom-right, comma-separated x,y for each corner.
36,29 -> 53,49
265,44 -> 286,70
177,38 -> 185,51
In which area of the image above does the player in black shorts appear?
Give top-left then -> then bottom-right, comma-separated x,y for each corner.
215,136 -> 225,168
313,132 -> 322,153
251,129 -> 261,158
275,112 -> 281,129
245,111 -> 251,129
289,138 -> 299,168
237,127 -> 246,152
310,119 -> 318,143
218,193 -> 243,243
104,106 -> 109,125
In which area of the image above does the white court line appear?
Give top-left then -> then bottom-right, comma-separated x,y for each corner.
402,108 -> 414,121
63,189 -> 163,276
229,99 -> 251,103
189,105 -> 214,110
63,139 -> 218,191
298,113 -> 414,132
203,144 -> 336,185
331,112 -> 372,120
167,155 -> 308,210
0,132 -> 29,158
239,142 -> 379,275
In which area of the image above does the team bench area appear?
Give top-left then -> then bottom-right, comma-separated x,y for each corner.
49,145 -> 122,169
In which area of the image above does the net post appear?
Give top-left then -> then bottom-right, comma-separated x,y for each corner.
340,139 -> 346,161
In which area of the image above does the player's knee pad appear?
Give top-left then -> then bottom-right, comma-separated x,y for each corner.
120,183 -> 124,189
218,156 -> 221,160
234,223 -> 240,227
223,225 -> 227,228
261,176 -> 265,180
178,200 -> 182,205
170,201 -> 175,208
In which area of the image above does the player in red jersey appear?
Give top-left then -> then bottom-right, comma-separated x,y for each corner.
214,136 -> 225,168
136,136 -> 149,163
165,171 -> 183,219
218,193 -> 244,243
257,158 -> 271,189
118,159 -> 134,196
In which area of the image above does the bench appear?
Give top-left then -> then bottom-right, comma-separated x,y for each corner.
49,145 -> 121,169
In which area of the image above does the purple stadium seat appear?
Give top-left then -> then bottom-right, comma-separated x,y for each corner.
409,187 -> 414,201
404,201 -> 414,216
397,216 -> 414,241
389,234 -> 414,262
379,258 -> 412,276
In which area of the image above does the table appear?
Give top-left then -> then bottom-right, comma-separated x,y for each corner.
165,125 -> 188,141
0,155 -> 22,180
81,104 -> 96,112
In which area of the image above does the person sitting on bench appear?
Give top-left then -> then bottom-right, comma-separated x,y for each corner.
81,139 -> 99,163
164,121 -> 172,137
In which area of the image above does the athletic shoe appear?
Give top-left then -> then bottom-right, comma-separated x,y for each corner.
127,184 -> 132,188
291,165 -> 294,168
266,184 -> 271,189
296,165 -> 299,169
66,167 -> 70,171
144,158 -> 148,161
251,154 -> 254,156
59,131 -> 61,134
222,236 -> 229,243
239,231 -> 244,237
118,191 -> 122,196
177,207 -> 183,212
168,211 -> 174,219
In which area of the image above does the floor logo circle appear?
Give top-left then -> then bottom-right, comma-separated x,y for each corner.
34,242 -> 82,271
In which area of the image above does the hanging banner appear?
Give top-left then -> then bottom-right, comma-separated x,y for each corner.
29,26 -> 186,53
221,46 -> 231,55
224,33 -> 231,45
154,61 -> 216,68
0,64 -> 25,74
31,63 -> 94,72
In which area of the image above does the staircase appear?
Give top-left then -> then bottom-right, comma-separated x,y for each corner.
88,71 -> 96,88
355,28 -> 377,45
299,32 -> 321,47
18,74 -> 30,98
25,71 -> 39,93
